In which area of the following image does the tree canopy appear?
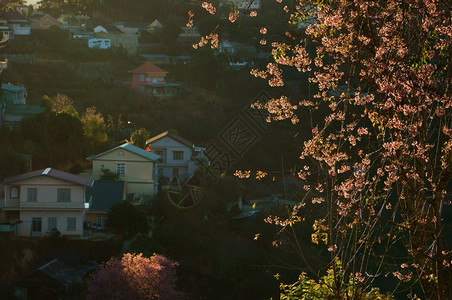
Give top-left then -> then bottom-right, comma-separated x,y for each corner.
107,201 -> 149,237
191,0 -> 452,298
87,253 -> 184,300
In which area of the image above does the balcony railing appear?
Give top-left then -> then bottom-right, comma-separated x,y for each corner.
1,199 -> 91,209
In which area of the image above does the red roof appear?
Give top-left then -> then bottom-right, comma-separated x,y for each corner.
130,62 -> 168,74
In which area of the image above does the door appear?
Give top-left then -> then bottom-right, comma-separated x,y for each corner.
31,218 -> 42,237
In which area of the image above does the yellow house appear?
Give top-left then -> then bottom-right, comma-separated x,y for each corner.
1,168 -> 93,237
87,143 -> 160,199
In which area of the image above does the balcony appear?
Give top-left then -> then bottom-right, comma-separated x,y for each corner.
1,199 -> 90,210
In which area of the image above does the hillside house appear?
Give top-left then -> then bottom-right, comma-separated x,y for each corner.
129,62 -> 181,96
85,180 -> 125,230
0,10 -> 30,37
88,38 -> 111,49
145,20 -> 163,33
0,168 -> 94,237
2,83 -> 26,104
87,143 -> 160,200
29,13 -> 63,30
146,131 -> 205,183
1,104 -> 45,128
93,24 -> 138,54
14,258 -> 97,299
0,83 -> 45,128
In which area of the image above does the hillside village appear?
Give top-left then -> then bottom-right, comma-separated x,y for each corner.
0,0 -> 306,299
1,0 -> 450,299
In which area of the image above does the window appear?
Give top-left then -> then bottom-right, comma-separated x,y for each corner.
32,218 -> 42,232
139,74 -> 145,81
48,217 -> 57,231
97,216 -> 107,228
118,151 -> 124,156
173,151 -> 184,160
67,217 -> 76,231
57,188 -> 71,202
116,163 -> 126,176
10,186 -> 19,198
27,188 -> 37,202
155,150 -> 164,162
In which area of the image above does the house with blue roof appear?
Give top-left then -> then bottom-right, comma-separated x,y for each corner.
86,180 -> 126,230
87,143 -> 160,200
2,83 -> 27,104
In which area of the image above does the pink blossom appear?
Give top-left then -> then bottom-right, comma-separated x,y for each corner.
201,2 -> 216,15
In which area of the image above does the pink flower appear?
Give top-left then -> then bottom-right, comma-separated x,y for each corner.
228,11 -> 238,23
201,2 -> 216,14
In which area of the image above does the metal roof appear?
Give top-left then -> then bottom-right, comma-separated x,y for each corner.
2,83 -> 26,92
2,168 -> 94,186
146,130 -> 194,147
90,180 -> 125,211
87,142 -> 160,161
14,259 -> 98,288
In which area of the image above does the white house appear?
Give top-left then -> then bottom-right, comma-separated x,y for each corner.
88,38 -> 111,49
1,168 -> 94,237
146,131 -> 205,183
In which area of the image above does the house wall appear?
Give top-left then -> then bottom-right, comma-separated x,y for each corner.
88,38 -> 111,49
4,176 -> 86,209
150,137 -> 194,181
30,17 -> 62,30
95,32 -> 138,54
85,211 -> 107,228
19,210 -> 84,237
91,149 -> 155,196
2,87 -> 26,104
2,176 -> 87,237
11,23 -> 30,35
131,72 -> 166,90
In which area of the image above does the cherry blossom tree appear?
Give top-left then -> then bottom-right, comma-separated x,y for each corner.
192,0 -> 451,298
87,253 -> 184,300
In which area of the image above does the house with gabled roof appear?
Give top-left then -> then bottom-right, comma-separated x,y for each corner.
1,168 -> 94,237
14,258 -> 97,299
93,24 -> 139,54
145,19 -> 163,33
29,13 -> 63,30
146,131 -> 205,183
129,62 -> 182,97
87,143 -> 160,199
0,9 -> 30,37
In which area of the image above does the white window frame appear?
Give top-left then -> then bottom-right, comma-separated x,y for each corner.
97,215 -> 107,228
10,186 -> 19,198
67,217 -> 76,231
57,188 -> 71,202
48,217 -> 57,231
116,163 -> 126,177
